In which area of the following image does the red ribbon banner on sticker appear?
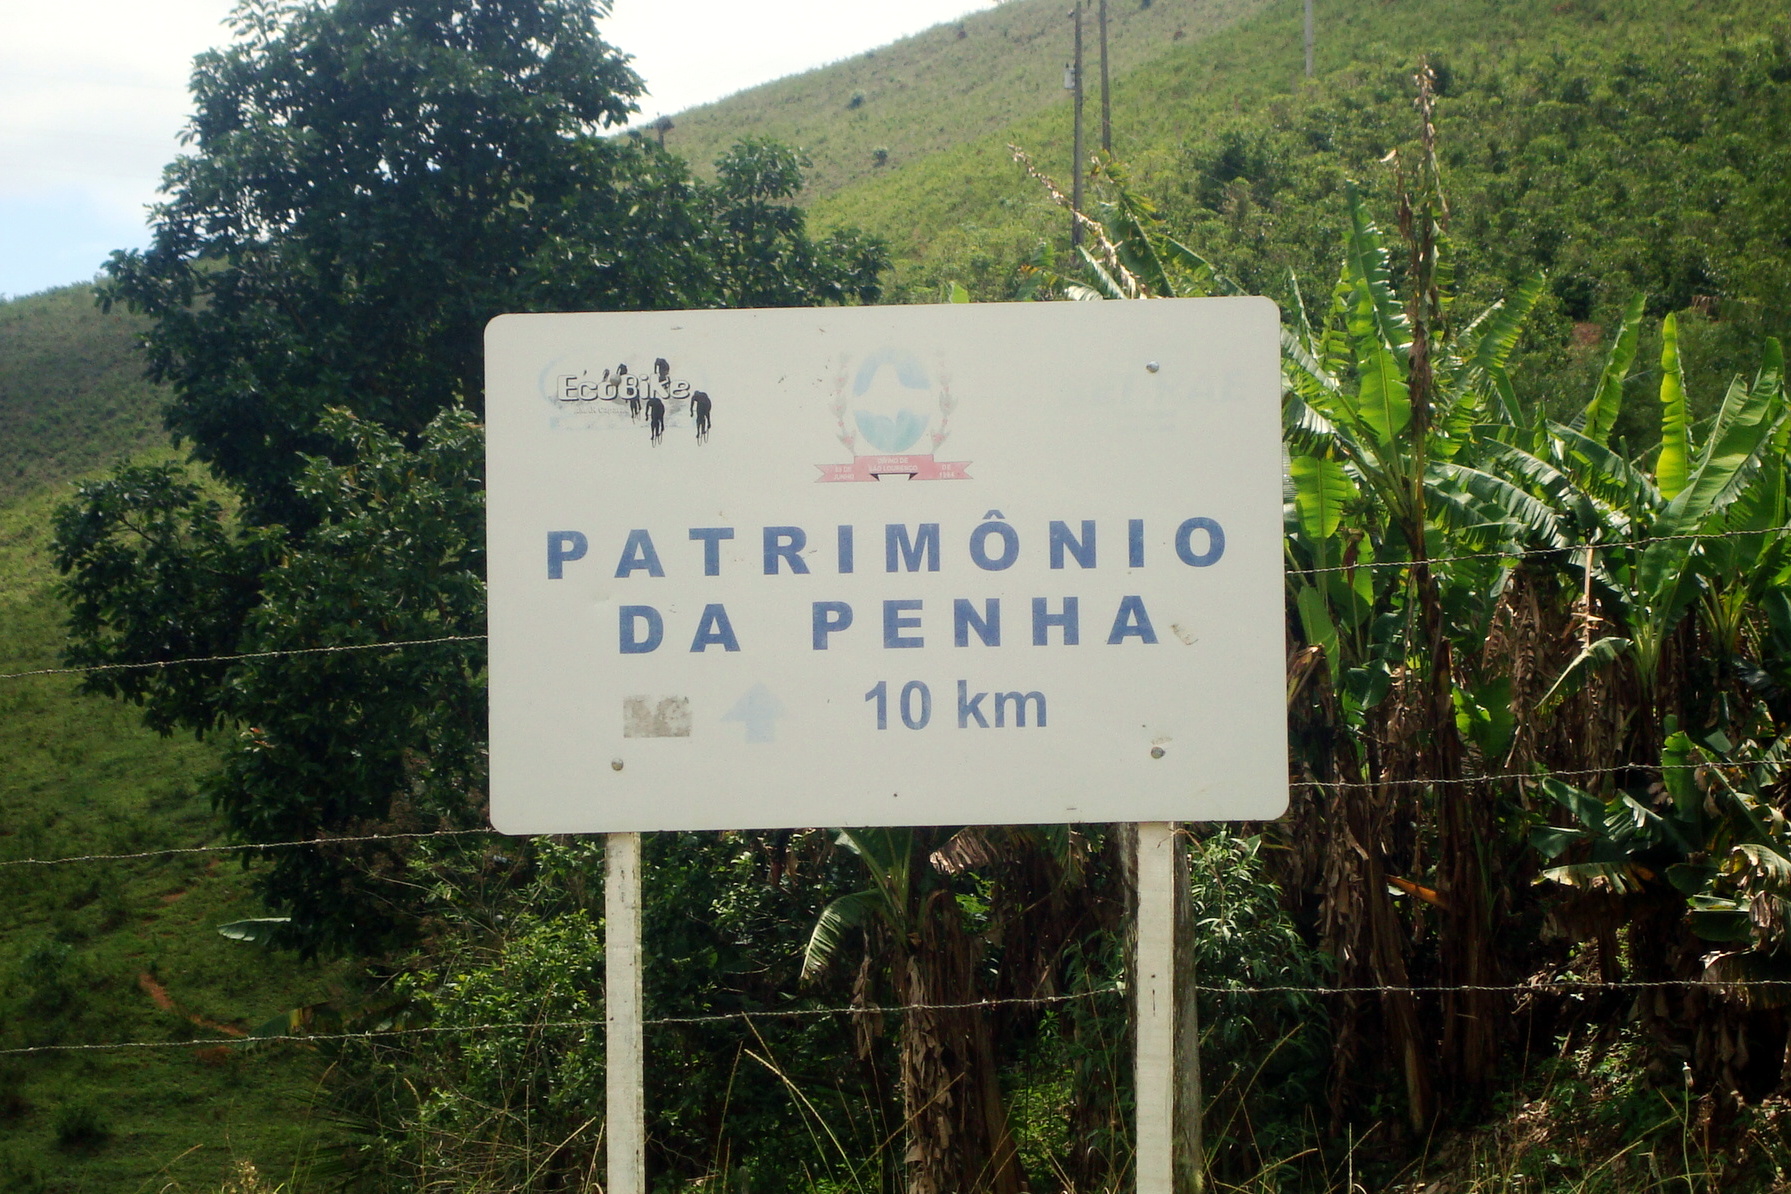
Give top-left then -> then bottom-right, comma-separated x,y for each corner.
815,454 -> 973,482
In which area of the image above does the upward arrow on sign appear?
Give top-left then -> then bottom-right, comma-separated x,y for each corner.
722,684 -> 786,743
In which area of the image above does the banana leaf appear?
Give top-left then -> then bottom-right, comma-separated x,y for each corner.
1538,634 -> 1632,713
801,889 -> 886,983
1352,335 -> 1411,447
1340,184 -> 1411,360
1656,313 -> 1693,500
1576,294 -> 1645,445
1433,462 -> 1569,548
1290,453 -> 1358,544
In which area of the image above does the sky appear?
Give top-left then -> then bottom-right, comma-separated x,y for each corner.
0,0 -> 996,301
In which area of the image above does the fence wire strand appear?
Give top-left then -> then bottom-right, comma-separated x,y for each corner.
0,829 -> 491,869
1,526 -> 1785,684
0,633 -> 485,681
1293,525 -> 1784,578
0,760 -> 1762,870
5,978 -> 1784,1059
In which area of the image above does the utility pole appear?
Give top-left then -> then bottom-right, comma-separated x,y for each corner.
1303,0 -> 1315,78
1099,0 -> 1112,153
1070,3 -> 1084,247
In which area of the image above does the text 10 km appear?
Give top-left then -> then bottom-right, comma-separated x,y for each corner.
865,680 -> 1046,730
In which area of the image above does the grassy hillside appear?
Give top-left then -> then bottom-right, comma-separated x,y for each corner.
660,0 -> 1274,196
0,289 -> 341,1191
0,286 -> 170,505
797,0 -> 1790,302
706,0 -> 1789,441
0,476 -> 345,1193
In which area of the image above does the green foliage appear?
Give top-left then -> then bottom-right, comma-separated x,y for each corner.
54,462 -> 280,735
105,0 -> 654,522
324,834 -> 890,1192
61,0 -> 888,956
13,940 -> 86,1026
1539,727 -> 1791,984
220,408 -> 488,956
1185,832 -> 1330,1185
100,0 -> 887,525
798,0 -> 1791,427
708,138 -> 889,308
397,912 -> 608,1188
52,1100 -> 111,1153
51,408 -> 487,956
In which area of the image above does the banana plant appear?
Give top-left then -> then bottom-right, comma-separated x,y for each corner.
1517,324 -> 1789,731
1535,725 -> 1791,986
1283,186 -> 1552,717
801,828 -> 919,985
802,828 -> 1025,1194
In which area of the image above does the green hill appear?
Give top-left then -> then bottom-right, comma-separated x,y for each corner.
798,0 -> 1790,308
0,288 -> 341,1191
0,286 -> 171,505
661,0 -> 1274,196
671,0 -> 1791,429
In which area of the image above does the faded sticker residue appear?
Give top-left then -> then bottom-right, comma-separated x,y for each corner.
623,696 -> 692,738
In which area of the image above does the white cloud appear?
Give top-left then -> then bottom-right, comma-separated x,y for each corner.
0,0 -> 993,297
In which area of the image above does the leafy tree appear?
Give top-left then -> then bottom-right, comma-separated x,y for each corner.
106,0 -> 666,523
60,0 -> 886,954
708,138 -> 888,308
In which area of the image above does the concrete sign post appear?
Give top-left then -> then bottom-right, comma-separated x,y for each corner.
486,297 -> 1288,1194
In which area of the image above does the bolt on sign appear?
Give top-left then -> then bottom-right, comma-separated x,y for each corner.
486,298 -> 1287,834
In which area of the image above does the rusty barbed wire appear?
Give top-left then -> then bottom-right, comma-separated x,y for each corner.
0,759 -> 1736,870
0,633 -> 484,681
2,529 -> 1785,683
3,977 -> 1781,1059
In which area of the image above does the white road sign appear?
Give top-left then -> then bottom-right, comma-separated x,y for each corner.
485,298 -> 1287,833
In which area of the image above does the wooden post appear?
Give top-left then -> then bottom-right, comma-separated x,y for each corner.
1135,822 -> 1204,1194
1070,3 -> 1084,247
606,831 -> 646,1194
1172,826 -> 1204,1194
1303,0 -> 1315,78
1098,0 -> 1112,153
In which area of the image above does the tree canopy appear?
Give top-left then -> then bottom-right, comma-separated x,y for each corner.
62,0 -> 887,953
